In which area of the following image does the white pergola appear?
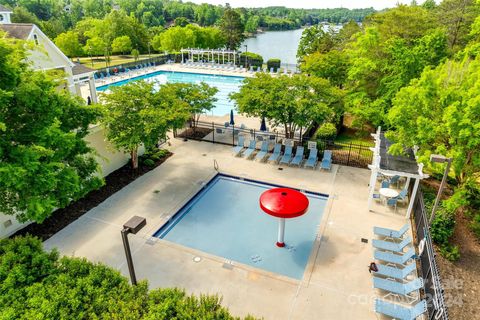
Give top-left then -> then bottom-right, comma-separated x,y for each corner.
180,48 -> 239,65
367,127 -> 429,218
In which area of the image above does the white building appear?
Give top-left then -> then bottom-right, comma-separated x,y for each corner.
0,5 -> 97,103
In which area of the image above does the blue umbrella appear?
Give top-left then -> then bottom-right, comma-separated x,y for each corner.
260,116 -> 267,131
230,109 -> 235,125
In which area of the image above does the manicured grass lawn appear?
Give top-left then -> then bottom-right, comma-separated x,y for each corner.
334,131 -> 374,146
76,54 -> 163,69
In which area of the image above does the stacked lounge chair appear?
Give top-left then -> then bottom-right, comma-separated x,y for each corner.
290,146 -> 304,166
371,224 -> 427,319
320,150 -> 332,170
242,140 -> 257,159
232,136 -> 245,156
279,145 -> 293,165
255,141 -> 269,161
375,299 -> 427,320
268,144 -> 282,163
304,148 -> 318,169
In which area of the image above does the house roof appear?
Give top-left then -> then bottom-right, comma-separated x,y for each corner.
379,132 -> 419,175
0,23 -> 34,39
72,62 -> 96,75
0,4 -> 13,12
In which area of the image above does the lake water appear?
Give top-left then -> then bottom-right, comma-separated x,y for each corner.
241,29 -> 304,66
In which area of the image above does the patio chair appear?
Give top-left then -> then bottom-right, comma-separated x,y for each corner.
373,276 -> 424,299
242,140 -> 257,159
290,146 -> 304,166
372,236 -> 412,253
375,299 -> 427,320
232,136 -> 245,156
387,198 -> 398,212
304,149 -> 318,169
255,141 -> 269,162
374,223 -> 410,239
323,150 -> 332,160
320,157 -> 332,170
374,247 -> 417,265
268,144 -> 282,163
373,261 -> 417,280
396,188 -> 409,204
279,145 -> 293,165
390,175 -> 401,187
381,180 -> 390,188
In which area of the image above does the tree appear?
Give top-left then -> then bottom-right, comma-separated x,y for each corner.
220,6 -> 245,50
100,81 -> 190,169
436,0 -> 480,52
297,24 -> 337,59
111,35 -> 132,55
161,82 -> 218,130
300,50 -> 349,88
245,15 -> 260,33
151,26 -> 195,52
55,31 -> 83,58
0,36 -> 102,223
387,57 -> 480,185
84,36 -> 106,56
0,236 -> 257,319
230,74 -> 343,138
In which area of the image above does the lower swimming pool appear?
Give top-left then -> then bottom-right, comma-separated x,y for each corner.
155,174 -> 328,280
96,71 -> 244,116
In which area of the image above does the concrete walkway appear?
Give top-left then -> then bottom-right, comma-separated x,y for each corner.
44,137 -> 408,319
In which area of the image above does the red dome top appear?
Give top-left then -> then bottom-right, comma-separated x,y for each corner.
260,188 -> 309,219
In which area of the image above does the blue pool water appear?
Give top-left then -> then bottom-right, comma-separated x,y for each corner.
96,71 -> 244,116
155,174 -> 328,280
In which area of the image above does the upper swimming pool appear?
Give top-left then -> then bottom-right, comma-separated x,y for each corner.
96,71 -> 244,116
154,174 -> 328,280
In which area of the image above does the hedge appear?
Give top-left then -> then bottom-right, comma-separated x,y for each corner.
0,236 -> 258,319
267,58 -> 281,72
239,52 -> 263,69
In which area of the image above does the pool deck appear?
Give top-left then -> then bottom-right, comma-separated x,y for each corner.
44,137 -> 409,319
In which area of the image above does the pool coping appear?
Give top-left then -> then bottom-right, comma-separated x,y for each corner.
96,69 -> 246,91
148,169 -> 334,283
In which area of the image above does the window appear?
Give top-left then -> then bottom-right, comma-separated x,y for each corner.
33,34 -> 39,45
0,15 -> 4,22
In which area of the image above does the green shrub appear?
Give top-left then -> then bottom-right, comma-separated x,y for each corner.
144,148 -> 169,162
143,158 -> 155,167
267,58 -> 281,71
439,244 -> 460,262
0,236 -> 256,319
430,210 -> 456,246
314,123 -> 337,140
239,52 -> 263,68
470,214 -> 480,238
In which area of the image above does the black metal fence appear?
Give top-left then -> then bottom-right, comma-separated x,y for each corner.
174,120 -> 373,168
412,191 -> 449,320
94,54 -> 179,77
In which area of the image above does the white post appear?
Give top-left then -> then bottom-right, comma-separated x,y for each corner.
222,51 -> 225,64
406,178 -> 420,218
277,218 -> 285,247
88,76 -> 97,103
233,52 -> 236,65
368,169 -> 378,211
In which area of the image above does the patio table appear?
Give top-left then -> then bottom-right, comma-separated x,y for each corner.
379,188 -> 399,198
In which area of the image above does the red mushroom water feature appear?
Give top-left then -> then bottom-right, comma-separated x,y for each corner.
260,188 -> 309,247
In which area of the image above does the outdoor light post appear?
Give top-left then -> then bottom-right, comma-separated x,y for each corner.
429,154 -> 453,225
121,216 -> 146,285
244,44 -> 248,67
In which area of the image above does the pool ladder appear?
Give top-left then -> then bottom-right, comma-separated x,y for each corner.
214,159 -> 219,171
